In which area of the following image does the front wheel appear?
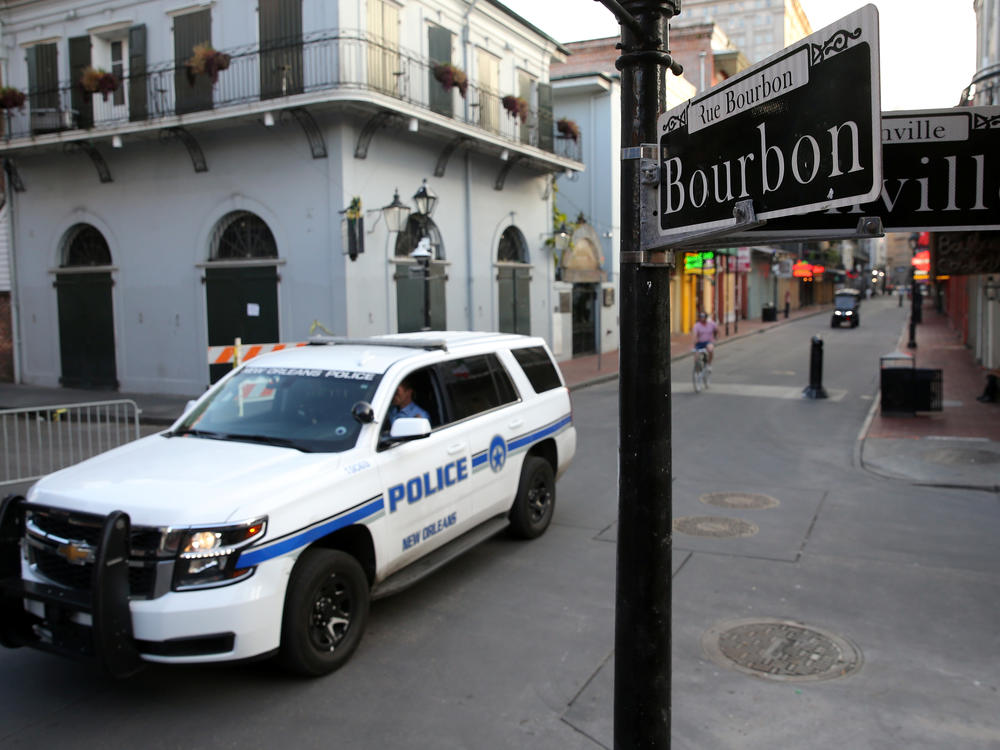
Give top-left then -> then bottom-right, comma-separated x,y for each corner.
692,354 -> 705,393
279,548 -> 370,677
509,456 -> 556,539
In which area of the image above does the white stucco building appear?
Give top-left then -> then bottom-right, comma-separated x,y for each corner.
0,0 -> 582,395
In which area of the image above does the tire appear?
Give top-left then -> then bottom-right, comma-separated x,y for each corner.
852,317 -> 859,328
278,548 -> 370,677
831,319 -> 838,328
692,355 -> 705,393
508,456 -> 556,539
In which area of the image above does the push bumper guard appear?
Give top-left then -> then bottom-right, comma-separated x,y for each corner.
0,494 -> 142,678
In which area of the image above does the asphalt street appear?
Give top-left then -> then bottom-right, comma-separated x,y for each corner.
1,295 -> 998,748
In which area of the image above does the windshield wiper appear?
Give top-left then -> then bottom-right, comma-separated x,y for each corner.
166,428 -> 229,440
223,434 -> 314,452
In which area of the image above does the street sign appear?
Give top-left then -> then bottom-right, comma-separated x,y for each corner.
653,5 -> 881,244
735,106 -> 1000,236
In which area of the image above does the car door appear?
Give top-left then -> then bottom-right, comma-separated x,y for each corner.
434,353 -> 521,521
374,365 -> 468,571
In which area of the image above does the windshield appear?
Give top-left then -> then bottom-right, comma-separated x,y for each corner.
173,366 -> 382,452
835,294 -> 858,308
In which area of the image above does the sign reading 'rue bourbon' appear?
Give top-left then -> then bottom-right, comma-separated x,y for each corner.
655,5 -> 882,241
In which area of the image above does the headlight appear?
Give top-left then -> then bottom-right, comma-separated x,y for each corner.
845,311 -> 853,316
834,311 -> 843,316
170,518 -> 267,590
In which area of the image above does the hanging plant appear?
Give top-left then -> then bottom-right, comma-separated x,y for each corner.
185,43 -> 231,86
556,117 -> 580,142
433,63 -> 468,99
501,95 -> 529,123
79,66 -> 120,101
0,86 -> 26,110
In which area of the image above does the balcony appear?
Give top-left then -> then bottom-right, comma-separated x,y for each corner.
0,29 -> 582,167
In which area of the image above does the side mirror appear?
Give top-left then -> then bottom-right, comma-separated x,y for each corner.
351,401 -> 375,424
389,417 -> 432,440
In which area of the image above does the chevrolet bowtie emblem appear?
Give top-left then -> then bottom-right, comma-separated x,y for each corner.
56,542 -> 94,565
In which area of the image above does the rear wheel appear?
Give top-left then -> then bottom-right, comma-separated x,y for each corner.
279,548 -> 370,677
509,456 -> 556,539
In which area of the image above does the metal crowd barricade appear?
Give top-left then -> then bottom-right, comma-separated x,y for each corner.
0,400 -> 141,487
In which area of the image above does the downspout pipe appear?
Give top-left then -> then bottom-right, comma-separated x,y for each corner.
463,1 -> 480,330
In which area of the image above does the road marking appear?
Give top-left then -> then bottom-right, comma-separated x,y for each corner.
676,383 -> 847,401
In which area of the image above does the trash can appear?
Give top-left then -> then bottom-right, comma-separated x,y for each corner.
880,352 -> 942,415
762,304 -> 777,322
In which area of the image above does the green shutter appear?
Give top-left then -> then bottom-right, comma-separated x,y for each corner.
537,82 -> 553,152
428,25 -> 453,118
27,43 -> 59,109
128,24 -> 148,121
260,0 -> 303,99
174,9 -> 213,115
69,36 -> 93,129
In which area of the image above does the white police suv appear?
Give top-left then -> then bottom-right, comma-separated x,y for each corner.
0,332 -> 575,677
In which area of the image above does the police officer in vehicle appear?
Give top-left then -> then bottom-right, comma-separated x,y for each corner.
388,376 -> 430,425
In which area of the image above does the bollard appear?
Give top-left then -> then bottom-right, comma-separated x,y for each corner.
803,335 -> 829,399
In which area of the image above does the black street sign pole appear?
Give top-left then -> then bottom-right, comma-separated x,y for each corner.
602,1 -> 681,746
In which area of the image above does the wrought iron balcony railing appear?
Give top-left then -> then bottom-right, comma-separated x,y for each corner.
0,29 -> 582,162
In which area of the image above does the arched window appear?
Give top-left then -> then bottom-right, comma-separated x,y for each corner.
211,211 -> 278,260
497,226 -> 529,264
62,224 -> 112,267
394,215 -> 445,260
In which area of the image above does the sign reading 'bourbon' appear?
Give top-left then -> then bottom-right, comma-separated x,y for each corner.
656,5 -> 881,241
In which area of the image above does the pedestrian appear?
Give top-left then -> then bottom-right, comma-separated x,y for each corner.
784,289 -> 790,318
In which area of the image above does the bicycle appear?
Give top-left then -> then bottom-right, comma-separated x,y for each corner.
692,347 -> 711,393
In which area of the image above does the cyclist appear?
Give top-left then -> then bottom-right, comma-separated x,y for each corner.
692,311 -> 718,371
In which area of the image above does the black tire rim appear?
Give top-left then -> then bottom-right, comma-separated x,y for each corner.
308,574 -> 353,653
527,473 -> 553,524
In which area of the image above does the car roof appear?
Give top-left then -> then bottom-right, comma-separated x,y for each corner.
239,331 -> 546,375
834,288 -> 861,295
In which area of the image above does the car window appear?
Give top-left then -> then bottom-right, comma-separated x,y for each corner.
437,354 -> 511,422
511,346 -> 562,393
380,366 -> 443,435
176,366 -> 381,452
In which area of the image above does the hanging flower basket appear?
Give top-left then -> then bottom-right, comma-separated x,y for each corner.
0,86 -> 26,111
186,43 -> 232,86
433,63 -> 468,99
557,118 -> 580,142
79,66 -> 120,101
501,95 -> 529,123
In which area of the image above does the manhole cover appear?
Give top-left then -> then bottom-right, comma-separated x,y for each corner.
922,448 -> 1000,466
673,516 -> 758,538
702,618 -> 862,682
699,492 -> 780,510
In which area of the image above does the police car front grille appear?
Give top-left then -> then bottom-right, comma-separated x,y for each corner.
26,506 -> 164,598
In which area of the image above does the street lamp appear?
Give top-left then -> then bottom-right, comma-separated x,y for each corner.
412,179 -> 438,222
410,237 -> 433,330
380,189 -> 411,234
906,233 -> 920,349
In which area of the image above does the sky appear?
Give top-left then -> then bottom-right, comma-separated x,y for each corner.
498,0 -> 978,112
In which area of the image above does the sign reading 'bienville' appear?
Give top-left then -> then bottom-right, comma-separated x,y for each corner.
656,5 -> 881,241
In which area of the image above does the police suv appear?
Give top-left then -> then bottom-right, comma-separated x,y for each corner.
0,332 -> 576,677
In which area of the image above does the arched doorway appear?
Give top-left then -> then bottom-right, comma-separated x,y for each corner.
205,211 -> 280,383
394,215 -> 446,332
559,223 -> 605,355
56,224 -> 118,389
496,225 -> 531,334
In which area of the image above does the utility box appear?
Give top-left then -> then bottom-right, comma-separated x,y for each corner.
880,352 -> 943,415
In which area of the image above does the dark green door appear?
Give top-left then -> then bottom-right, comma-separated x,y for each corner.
174,9 -> 213,115
56,272 -> 118,389
206,266 -> 279,383
395,265 -> 446,333
259,0 -> 303,99
69,36 -> 93,129
572,284 -> 596,356
428,25 -> 453,118
498,266 -> 531,334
